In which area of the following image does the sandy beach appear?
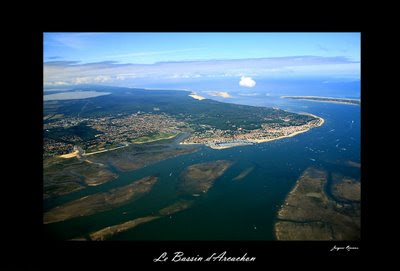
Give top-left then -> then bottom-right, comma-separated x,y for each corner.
281,96 -> 360,106
59,150 -> 79,159
189,94 -> 205,100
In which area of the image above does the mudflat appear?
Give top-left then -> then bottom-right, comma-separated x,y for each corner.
89,216 -> 161,241
92,145 -> 198,172
232,166 -> 255,181
44,176 -> 158,224
178,160 -> 233,195
275,167 -> 360,240
43,157 -> 117,198
332,174 -> 361,202
89,199 -> 194,240
158,199 -> 194,216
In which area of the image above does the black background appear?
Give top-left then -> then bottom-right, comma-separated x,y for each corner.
5,6 -> 382,268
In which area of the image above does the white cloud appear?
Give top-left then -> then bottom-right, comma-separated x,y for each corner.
93,75 -> 112,82
43,56 -> 359,87
74,77 -> 92,84
44,81 -> 69,86
238,93 -> 258,96
51,75 -> 113,86
239,76 -> 256,88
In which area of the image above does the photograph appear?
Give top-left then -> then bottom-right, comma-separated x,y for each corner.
43,32 -> 361,244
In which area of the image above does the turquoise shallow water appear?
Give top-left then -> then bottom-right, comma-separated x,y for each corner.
43,97 -> 360,240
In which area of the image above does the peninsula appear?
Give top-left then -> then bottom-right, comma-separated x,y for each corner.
43,86 -> 325,200
181,113 -> 324,150
44,86 -> 326,157
281,96 -> 360,105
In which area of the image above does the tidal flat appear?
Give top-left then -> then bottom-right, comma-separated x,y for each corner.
87,160 -> 233,240
232,166 -> 255,181
43,157 -> 117,199
89,216 -> 161,241
44,176 -> 158,224
89,199 -> 194,240
90,144 -> 198,172
275,167 -> 360,240
331,174 -> 361,202
178,160 -> 233,195
43,137 -> 197,199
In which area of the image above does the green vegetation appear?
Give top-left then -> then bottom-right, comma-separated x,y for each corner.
85,142 -> 123,153
44,86 -> 315,133
43,113 -> 64,121
131,132 -> 177,144
176,100 -> 313,131
44,122 -> 102,142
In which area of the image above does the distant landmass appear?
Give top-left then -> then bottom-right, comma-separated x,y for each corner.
44,90 -> 111,101
44,85 -> 324,157
281,96 -> 360,105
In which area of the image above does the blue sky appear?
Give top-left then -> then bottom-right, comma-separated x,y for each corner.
43,32 -> 360,88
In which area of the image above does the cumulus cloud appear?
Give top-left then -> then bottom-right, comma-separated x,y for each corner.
45,81 -> 69,86
74,75 -> 111,84
239,76 -> 256,88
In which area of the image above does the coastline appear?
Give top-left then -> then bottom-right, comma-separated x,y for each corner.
248,114 -> 324,144
281,96 -> 360,106
58,114 -> 325,155
57,134 -> 178,159
181,114 -> 325,150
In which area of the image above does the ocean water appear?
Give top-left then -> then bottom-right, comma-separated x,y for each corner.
127,77 -> 360,99
44,96 -> 360,240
